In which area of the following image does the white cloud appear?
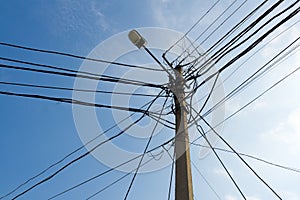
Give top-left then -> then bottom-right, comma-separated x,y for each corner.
261,23 -> 300,58
46,0 -> 111,37
225,195 -> 261,200
90,1 -> 109,31
225,98 -> 241,114
225,195 -> 237,200
261,107 -> 300,155
214,167 -> 233,177
246,197 -> 261,200
149,0 -> 176,28
149,0 -> 229,31
281,191 -> 300,200
249,100 -> 267,112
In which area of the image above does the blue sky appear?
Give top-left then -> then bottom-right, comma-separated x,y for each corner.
1,1 -> 300,200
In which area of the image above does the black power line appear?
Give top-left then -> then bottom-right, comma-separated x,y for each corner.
0,81 -> 169,98
188,19 -> 300,117
0,90 -> 153,115
186,0 -> 285,79
191,114 -> 246,199
202,115 -> 283,199
0,42 -> 163,72
83,57 -> 300,200
191,143 -> 300,174
0,89 -> 175,131
47,139 -> 175,200
180,0 -> 248,72
199,0 -> 248,47
180,0 -> 269,72
208,0 -> 300,72
203,35 -> 300,118
10,91 -> 163,200
191,64 -> 300,146
0,63 -> 167,90
191,160 -> 222,200
49,154 -> 156,200
123,94 -> 169,200
185,4 -> 300,102
0,56 -> 165,86
0,90 -> 167,199
214,4 -> 300,77
175,0 -> 242,64
167,149 -> 175,200
164,0 -> 221,54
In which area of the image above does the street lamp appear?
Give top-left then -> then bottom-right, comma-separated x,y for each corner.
128,29 -> 147,49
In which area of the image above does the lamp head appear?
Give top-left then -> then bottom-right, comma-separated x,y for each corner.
128,29 -> 147,49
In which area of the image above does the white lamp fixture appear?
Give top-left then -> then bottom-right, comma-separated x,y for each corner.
128,29 -> 147,49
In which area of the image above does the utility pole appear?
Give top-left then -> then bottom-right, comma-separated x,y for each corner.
173,66 -> 194,200
128,30 -> 194,200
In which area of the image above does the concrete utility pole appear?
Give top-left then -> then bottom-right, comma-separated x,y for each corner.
173,66 -> 194,200
128,30 -> 194,200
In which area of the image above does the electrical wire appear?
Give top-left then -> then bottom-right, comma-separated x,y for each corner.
186,19 -> 300,117
85,157 -> 155,200
203,35 -> 300,118
190,48 -> 300,143
58,72 -> 300,198
181,0 -> 248,73
149,114 -> 175,129
49,154 -> 156,200
164,0 -> 221,54
198,73 -> 219,114
191,143 -> 300,174
47,130 -> 177,199
185,4 -> 300,102
10,91 -> 163,199
191,114 -> 246,199
7,35 -> 299,199
0,91 -> 165,199
123,94 -> 169,200
0,63 -> 167,90
206,3 -> 300,78
77,58 -> 300,200
199,0 -> 248,47
186,0 -> 285,79
167,150 -> 175,200
191,64 -> 300,146
0,89 -> 173,131
175,0 -> 241,65
1,2 -> 298,199
220,19 -> 300,84
181,0 -> 269,73
187,72 -> 219,124
184,64 -> 300,200
48,137 -> 176,200
0,81 -> 168,97
0,90 -> 154,115
198,115 -> 283,199
0,42 -> 164,72
208,1 -> 300,72
191,160 -> 222,200
0,56 -> 167,87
